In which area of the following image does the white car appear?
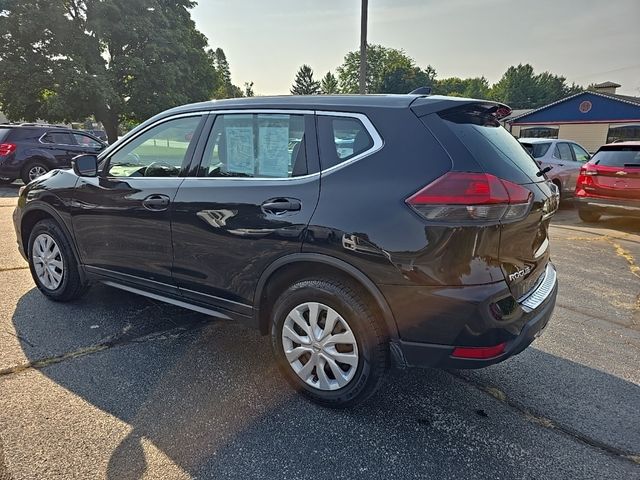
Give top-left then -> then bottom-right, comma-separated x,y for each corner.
518,138 -> 591,198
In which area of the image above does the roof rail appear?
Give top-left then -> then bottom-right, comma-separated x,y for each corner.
19,122 -> 70,128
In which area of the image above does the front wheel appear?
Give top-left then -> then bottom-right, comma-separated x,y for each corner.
28,219 -> 89,301
578,208 -> 601,223
271,278 -> 389,408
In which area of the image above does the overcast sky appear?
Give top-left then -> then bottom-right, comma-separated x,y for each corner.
192,0 -> 640,96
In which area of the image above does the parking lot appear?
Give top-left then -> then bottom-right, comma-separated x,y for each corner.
0,183 -> 638,480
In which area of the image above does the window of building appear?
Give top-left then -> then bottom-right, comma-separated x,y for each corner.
519,126 -> 559,139
606,124 -> 640,144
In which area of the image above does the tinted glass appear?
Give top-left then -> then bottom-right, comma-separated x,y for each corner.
317,116 -> 373,170
199,113 -> 307,178
0,128 -> 11,142
440,109 -> 541,182
592,146 -> 640,167
107,116 -> 201,177
555,143 -> 573,161
521,142 -> 551,158
43,132 -> 74,145
570,143 -> 590,162
73,133 -> 102,148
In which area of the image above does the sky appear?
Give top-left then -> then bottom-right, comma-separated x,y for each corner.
192,0 -> 640,97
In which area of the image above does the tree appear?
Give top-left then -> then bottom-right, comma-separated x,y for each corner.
210,47 -> 244,99
490,64 -> 582,108
244,81 -> 254,97
435,76 -> 490,99
0,0 -> 218,143
337,44 -> 436,94
290,64 -> 320,95
320,72 -> 340,94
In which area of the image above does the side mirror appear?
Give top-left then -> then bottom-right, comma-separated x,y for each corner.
72,154 -> 98,177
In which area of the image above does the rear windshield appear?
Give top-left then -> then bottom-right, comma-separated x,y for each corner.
592,146 -> 640,167
0,127 -> 12,143
440,108 -> 542,183
520,142 -> 551,159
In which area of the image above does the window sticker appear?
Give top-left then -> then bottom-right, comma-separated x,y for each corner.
258,116 -> 290,177
225,125 -> 255,175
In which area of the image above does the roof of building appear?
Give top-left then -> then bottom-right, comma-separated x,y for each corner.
508,90 -> 640,124
592,81 -> 621,89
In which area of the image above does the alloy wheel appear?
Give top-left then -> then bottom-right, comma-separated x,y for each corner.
28,165 -> 48,181
281,302 -> 359,391
32,233 -> 64,290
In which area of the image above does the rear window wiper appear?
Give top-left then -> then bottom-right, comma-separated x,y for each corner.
536,166 -> 553,177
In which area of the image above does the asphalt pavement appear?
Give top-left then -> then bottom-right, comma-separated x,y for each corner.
0,182 -> 638,479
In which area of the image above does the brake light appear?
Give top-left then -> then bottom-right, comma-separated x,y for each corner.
575,164 -> 597,197
451,342 -> 506,359
0,143 -> 16,156
406,172 -> 532,222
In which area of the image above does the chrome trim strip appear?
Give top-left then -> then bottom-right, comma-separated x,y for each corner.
519,263 -> 557,313
533,237 -> 549,259
102,280 -> 232,320
103,109 -> 383,181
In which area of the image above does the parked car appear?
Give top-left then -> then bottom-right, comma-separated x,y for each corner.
575,141 -> 640,222
13,94 -> 559,407
0,124 -> 106,184
518,138 -> 591,199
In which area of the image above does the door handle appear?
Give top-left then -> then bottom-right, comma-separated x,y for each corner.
261,198 -> 301,215
143,194 -> 170,211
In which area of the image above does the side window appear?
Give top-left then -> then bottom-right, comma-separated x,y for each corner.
554,143 -> 573,161
42,132 -> 74,145
107,116 -> 202,177
317,116 -> 374,170
199,113 -> 307,178
72,133 -> 103,148
570,143 -> 590,162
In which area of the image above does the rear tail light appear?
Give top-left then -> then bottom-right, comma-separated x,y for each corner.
575,164 -> 597,197
0,143 -> 16,156
406,172 -> 533,222
451,342 -> 507,359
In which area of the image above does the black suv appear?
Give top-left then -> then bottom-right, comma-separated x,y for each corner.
13,95 -> 559,407
0,124 -> 106,184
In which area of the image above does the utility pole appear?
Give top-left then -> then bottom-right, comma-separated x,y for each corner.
359,0 -> 368,94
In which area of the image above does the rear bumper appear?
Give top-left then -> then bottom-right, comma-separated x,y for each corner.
388,263 -> 558,369
575,196 -> 640,218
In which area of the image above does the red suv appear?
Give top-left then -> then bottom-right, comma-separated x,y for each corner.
575,142 -> 640,222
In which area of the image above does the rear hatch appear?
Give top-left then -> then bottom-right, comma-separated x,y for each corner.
433,103 -> 558,299
577,145 -> 640,200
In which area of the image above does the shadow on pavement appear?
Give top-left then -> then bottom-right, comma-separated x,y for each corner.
9,285 -> 640,479
553,201 -> 640,235
0,183 -> 21,198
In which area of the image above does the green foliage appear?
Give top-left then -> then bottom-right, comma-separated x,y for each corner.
290,64 -> 320,95
336,44 -> 436,94
435,76 -> 490,99
0,0 -> 217,142
211,47 -> 245,99
489,64 -> 583,108
320,72 -> 340,94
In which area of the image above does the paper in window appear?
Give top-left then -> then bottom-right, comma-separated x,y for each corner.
257,116 -> 290,177
225,126 -> 255,175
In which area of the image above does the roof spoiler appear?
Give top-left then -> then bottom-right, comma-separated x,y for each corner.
408,86 -> 432,96
411,96 -> 512,120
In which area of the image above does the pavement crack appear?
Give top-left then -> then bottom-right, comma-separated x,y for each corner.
0,323 -> 208,378
448,371 -> 640,464
0,266 -> 28,273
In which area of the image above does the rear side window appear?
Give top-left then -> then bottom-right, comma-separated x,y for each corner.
42,132 -> 74,145
592,146 -> 640,167
554,143 -> 573,161
521,142 -> 551,158
199,113 -> 307,178
440,108 -> 542,183
317,116 -> 374,170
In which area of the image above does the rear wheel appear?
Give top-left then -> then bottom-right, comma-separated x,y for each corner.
271,278 -> 389,408
28,219 -> 89,301
0,178 -> 15,185
578,208 -> 601,223
22,161 -> 49,184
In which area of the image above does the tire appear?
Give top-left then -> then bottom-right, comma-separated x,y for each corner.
578,209 -> 601,223
21,161 -> 49,184
0,178 -> 15,185
27,219 -> 89,302
271,278 -> 389,408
